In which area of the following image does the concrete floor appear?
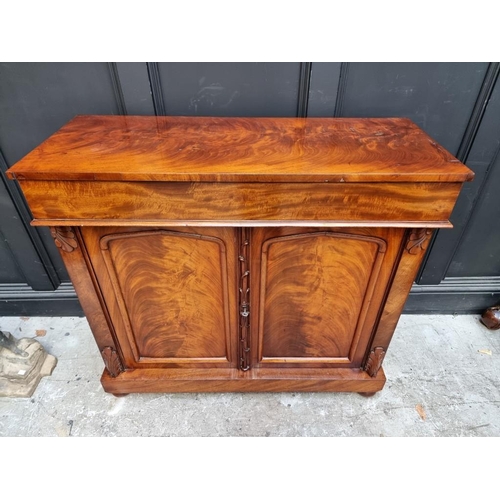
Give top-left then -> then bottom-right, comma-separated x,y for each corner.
0,314 -> 499,436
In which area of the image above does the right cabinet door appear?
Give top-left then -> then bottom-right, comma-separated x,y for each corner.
250,227 -> 405,369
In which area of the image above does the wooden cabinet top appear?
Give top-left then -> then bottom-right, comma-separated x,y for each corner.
7,115 -> 473,183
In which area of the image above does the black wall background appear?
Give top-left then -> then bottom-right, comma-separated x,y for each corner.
0,62 -> 499,315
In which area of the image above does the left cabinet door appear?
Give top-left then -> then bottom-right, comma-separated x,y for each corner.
81,227 -> 238,370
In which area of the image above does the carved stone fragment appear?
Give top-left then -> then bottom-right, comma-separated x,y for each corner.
0,332 -> 57,397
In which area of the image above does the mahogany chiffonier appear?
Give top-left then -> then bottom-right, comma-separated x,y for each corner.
7,116 -> 474,396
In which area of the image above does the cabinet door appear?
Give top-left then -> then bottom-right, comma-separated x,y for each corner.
81,227 -> 238,370
250,227 -> 404,368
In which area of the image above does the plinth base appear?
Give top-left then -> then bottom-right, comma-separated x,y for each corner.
0,338 -> 57,398
102,366 -> 386,395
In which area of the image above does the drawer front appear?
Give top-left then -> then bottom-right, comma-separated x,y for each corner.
21,180 -> 461,225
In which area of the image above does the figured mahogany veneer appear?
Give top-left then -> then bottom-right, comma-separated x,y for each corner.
6,116 -> 473,395
252,228 -> 400,369
21,180 -> 461,226
8,115 -> 472,183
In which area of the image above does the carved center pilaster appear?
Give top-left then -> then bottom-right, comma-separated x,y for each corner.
238,228 -> 250,371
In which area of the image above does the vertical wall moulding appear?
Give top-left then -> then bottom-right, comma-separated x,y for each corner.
297,62 -> 312,118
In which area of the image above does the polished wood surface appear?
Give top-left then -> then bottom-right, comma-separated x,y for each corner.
20,180 -> 461,225
101,366 -> 387,394
82,227 -> 238,370
101,230 -> 230,360
52,227 -> 120,358
7,115 -> 473,183
251,227 -> 403,369
368,228 -> 434,362
480,305 -> 500,330
8,115 -> 473,394
260,232 -> 384,361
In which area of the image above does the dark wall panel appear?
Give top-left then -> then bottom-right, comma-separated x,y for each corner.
0,168 -> 54,290
0,63 -> 120,165
0,62 -> 498,315
338,62 -> 488,154
418,69 -> 500,283
449,150 -> 500,277
0,231 -> 24,283
156,63 -> 300,116
307,63 -> 341,117
0,62 -> 121,283
115,62 -> 155,115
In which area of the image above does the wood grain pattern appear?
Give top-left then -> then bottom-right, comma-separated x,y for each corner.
368,229 -> 435,352
50,227 -> 122,365
101,366 -> 386,394
81,227 -> 238,370
34,219 -> 454,228
251,227 -> 405,369
8,115 -> 473,394
6,115 -> 473,183
20,180 -> 462,224
260,233 -> 384,359
100,230 -> 230,361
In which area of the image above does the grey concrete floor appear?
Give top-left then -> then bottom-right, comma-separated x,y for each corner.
0,314 -> 499,436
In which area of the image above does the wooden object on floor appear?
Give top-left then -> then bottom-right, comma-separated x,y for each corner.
480,305 -> 500,330
7,116 -> 474,395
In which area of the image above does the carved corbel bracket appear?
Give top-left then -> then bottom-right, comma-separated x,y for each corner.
365,347 -> 386,377
50,226 -> 78,253
406,228 -> 432,255
101,346 -> 124,377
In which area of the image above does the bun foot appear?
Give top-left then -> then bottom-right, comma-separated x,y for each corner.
112,393 -> 129,397
358,392 -> 377,398
481,305 -> 500,330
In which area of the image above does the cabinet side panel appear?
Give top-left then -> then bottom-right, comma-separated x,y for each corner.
49,227 -> 121,366
369,229 -> 434,355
